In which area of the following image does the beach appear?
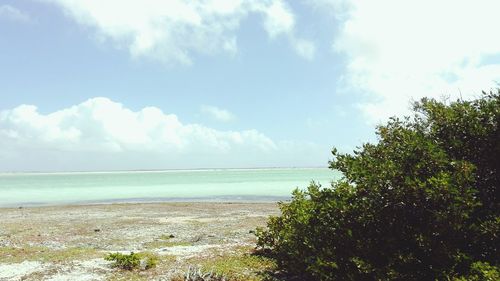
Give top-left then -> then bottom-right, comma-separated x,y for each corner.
0,202 -> 280,280
0,168 -> 337,280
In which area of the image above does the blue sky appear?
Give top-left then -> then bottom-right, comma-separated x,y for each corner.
1,0 -> 499,171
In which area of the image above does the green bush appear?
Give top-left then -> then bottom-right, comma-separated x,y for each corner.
105,252 -> 140,270
104,252 -> 158,270
256,90 -> 500,280
452,261 -> 500,281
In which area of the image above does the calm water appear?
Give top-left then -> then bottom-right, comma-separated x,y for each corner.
0,168 -> 340,207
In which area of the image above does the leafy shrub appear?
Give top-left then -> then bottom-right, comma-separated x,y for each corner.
105,252 -> 140,270
256,90 -> 500,280
452,261 -> 500,281
105,251 -> 158,270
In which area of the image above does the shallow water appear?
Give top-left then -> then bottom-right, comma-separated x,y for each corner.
0,168 -> 339,207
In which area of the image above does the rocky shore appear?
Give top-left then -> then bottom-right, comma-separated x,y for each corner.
0,202 -> 280,280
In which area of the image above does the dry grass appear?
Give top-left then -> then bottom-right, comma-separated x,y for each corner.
0,246 -> 100,263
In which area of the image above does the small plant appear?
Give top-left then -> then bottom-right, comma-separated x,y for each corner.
105,252 -> 140,270
159,234 -> 175,240
142,252 -> 159,270
199,252 -> 276,280
171,266 -> 227,281
104,252 -> 158,271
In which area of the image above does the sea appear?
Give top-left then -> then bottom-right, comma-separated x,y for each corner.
0,168 -> 340,207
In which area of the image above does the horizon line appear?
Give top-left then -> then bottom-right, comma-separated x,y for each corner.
0,166 -> 330,175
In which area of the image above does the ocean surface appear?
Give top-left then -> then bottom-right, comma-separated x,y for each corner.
0,168 -> 340,207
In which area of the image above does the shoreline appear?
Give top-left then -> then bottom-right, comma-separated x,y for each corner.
0,196 -> 291,209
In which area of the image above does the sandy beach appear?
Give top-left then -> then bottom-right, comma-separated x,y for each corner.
0,202 -> 280,280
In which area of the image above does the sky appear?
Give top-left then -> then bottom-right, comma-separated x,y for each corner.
1,0 -> 500,172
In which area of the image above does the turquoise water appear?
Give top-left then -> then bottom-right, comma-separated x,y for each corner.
0,168 -> 340,207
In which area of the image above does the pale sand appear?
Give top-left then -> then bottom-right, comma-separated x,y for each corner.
0,202 -> 280,280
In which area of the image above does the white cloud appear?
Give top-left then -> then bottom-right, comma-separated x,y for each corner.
291,37 -> 316,61
329,0 -> 500,122
0,97 -> 274,153
0,5 -> 30,22
45,0 -> 315,63
0,98 -> 326,171
260,0 -> 294,38
200,105 -> 235,122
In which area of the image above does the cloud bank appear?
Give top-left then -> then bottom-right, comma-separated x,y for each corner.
0,98 -> 325,171
45,0 -> 315,64
330,0 -> 500,121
